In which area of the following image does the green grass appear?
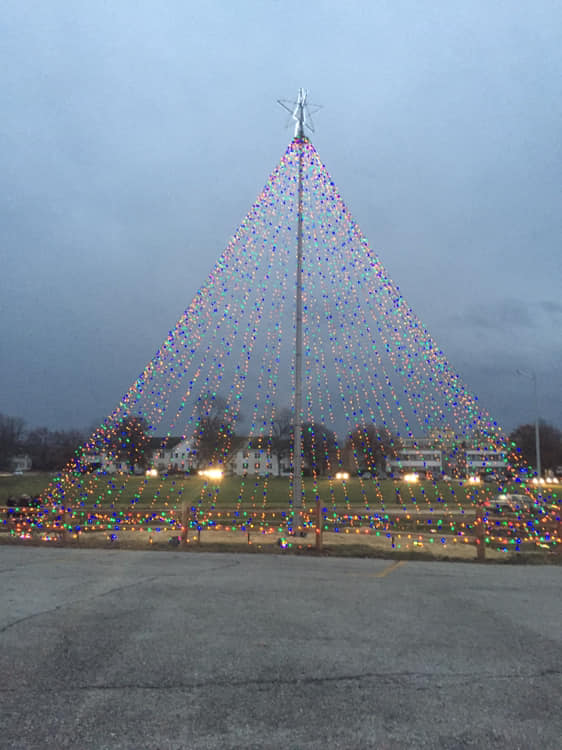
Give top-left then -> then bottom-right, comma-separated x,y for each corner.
0,473 -> 58,501
0,472 -> 516,511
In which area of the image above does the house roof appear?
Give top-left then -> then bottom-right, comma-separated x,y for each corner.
147,437 -> 184,450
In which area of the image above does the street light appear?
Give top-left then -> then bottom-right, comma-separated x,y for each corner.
515,369 -> 541,478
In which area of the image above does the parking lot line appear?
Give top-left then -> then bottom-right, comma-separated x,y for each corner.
375,560 -> 406,578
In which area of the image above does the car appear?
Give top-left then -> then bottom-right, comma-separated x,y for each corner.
482,493 -> 531,514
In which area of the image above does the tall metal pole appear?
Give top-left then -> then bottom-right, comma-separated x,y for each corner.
532,373 -> 541,478
278,89 -> 320,534
516,369 -> 542,478
293,131 -> 304,532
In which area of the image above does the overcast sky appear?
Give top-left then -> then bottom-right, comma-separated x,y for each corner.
1,0 -> 561,434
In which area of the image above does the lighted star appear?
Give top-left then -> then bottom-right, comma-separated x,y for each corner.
278,88 -> 322,138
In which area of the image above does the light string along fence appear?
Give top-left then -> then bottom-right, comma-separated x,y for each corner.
5,128 -> 560,557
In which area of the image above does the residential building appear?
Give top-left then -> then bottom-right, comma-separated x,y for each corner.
149,437 -> 196,472
10,454 -> 32,473
81,436 -> 196,474
229,442 -> 280,477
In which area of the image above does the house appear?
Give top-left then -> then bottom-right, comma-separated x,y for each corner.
148,437 -> 196,472
226,436 -> 318,477
80,435 -> 196,475
10,454 -> 32,473
81,452 -> 135,474
229,441 -> 280,477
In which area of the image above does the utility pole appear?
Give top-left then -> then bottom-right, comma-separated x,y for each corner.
516,369 -> 542,478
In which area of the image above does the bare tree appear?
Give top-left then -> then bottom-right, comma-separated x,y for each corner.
269,407 -> 293,475
193,394 -> 240,468
24,427 -> 85,471
94,416 -> 150,472
301,422 -> 339,476
345,424 -> 401,475
269,410 -> 339,476
0,413 -> 26,470
510,421 -> 562,473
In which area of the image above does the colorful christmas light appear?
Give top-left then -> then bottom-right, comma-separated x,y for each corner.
9,136 -> 556,556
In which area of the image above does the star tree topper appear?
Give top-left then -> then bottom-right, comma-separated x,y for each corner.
278,88 -> 322,139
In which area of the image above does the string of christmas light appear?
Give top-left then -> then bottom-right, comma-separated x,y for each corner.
23,135 -> 556,554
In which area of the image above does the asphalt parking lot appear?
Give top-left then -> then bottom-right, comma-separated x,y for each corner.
1,547 -> 561,749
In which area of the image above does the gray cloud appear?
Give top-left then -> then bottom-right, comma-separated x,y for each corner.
540,300 -> 562,320
453,300 -> 536,332
1,0 -> 561,432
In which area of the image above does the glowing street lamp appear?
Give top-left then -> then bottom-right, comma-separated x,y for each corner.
198,468 -> 224,481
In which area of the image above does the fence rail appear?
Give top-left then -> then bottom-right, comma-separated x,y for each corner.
2,501 -> 560,559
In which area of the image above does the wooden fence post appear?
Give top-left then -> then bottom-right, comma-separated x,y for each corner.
180,502 -> 189,544
62,510 -> 71,544
475,505 -> 486,561
315,498 -> 323,551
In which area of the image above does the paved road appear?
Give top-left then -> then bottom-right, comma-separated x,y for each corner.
1,548 -> 560,749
